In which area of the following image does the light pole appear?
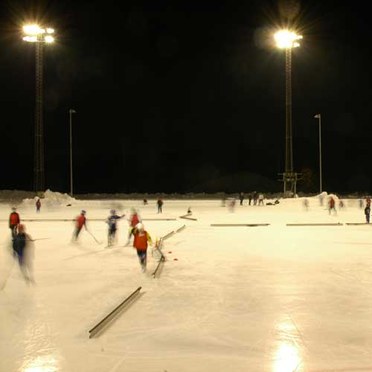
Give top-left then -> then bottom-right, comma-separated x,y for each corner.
274,29 -> 302,197
69,109 -> 76,197
314,114 -> 322,193
22,24 -> 55,193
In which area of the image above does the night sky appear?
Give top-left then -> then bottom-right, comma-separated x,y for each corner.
0,0 -> 371,194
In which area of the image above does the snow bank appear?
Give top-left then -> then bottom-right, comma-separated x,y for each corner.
21,189 -> 76,208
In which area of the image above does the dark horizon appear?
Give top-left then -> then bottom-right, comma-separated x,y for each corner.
0,0 -> 371,195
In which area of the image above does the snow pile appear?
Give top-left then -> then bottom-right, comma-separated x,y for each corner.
21,189 -> 76,208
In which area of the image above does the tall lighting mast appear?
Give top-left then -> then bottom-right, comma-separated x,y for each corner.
274,29 -> 302,197
22,24 -> 55,193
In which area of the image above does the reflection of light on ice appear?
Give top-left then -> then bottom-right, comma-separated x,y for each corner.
273,342 -> 301,372
273,319 -> 302,372
22,354 -> 58,372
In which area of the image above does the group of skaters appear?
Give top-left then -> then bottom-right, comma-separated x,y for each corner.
222,192 -> 266,209
233,193 -> 370,222
8,193 -> 371,284
72,207 -> 153,272
105,208 -> 153,272
73,208 -> 152,272
223,193 -> 271,211
325,195 -> 371,221
303,194 -> 341,213
302,194 -> 371,222
7,205 -> 154,285
8,207 -> 35,284
240,192 -> 265,206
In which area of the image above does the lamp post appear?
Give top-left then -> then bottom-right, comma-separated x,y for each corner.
69,109 -> 76,197
314,113 -> 322,193
274,29 -> 302,196
22,24 -> 55,193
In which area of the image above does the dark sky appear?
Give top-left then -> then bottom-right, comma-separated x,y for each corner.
0,0 -> 371,194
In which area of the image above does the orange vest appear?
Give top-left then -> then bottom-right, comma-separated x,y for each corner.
133,231 -> 151,251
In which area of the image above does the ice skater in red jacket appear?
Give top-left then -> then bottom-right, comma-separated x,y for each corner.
72,210 -> 87,241
132,223 -> 152,272
9,207 -> 20,238
125,208 -> 141,246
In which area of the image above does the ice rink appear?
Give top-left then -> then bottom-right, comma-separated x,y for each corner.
1,192 -> 372,372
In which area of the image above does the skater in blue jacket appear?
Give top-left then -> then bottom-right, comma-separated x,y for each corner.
106,209 -> 125,246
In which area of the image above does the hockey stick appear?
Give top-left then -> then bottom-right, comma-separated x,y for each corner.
86,230 -> 102,244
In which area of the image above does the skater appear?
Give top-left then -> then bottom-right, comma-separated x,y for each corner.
35,198 -> 41,213
303,198 -> 309,211
366,196 -> 371,208
328,196 -> 337,215
125,208 -> 141,245
221,196 -> 226,207
72,210 -> 87,241
157,198 -> 163,213
253,192 -> 259,205
227,197 -> 236,212
9,207 -> 20,238
106,209 -> 125,246
12,224 -> 35,283
248,193 -> 253,206
258,193 -> 265,206
132,223 -> 153,272
239,192 -> 244,206
365,205 -> 370,223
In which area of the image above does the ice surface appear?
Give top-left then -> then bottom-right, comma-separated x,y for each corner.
1,192 -> 372,372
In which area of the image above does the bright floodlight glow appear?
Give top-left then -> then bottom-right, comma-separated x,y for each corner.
23,24 -> 44,36
22,24 -> 56,43
44,35 -> 54,43
274,30 -> 302,49
22,36 -> 38,42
